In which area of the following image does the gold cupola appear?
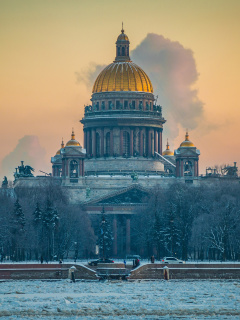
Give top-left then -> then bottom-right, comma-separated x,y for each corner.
180,130 -> 195,148
55,138 -> 64,155
92,26 -> 153,94
162,139 -> 174,156
66,129 -> 81,147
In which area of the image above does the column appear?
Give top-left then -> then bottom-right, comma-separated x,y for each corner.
130,128 -> 133,156
139,129 -> 143,156
82,160 -> 84,176
101,128 -> 104,157
120,128 -> 123,156
87,129 -> 90,155
181,160 -> 183,177
158,130 -> 162,154
148,129 -> 152,156
110,128 -> 113,156
154,129 -> 158,154
66,159 -> 68,177
79,159 -> 82,176
61,160 -> 65,177
92,129 -> 96,157
126,218 -> 131,254
84,130 -> 87,150
113,217 -> 118,256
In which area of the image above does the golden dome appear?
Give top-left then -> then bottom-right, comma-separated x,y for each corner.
180,131 -> 195,147
66,129 -> 81,147
162,139 -> 174,156
92,62 -> 153,93
55,139 -> 64,155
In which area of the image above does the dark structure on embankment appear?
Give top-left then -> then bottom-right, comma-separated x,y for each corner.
1,263 -> 240,280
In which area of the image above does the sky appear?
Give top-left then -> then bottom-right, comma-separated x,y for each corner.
1,0 -> 240,178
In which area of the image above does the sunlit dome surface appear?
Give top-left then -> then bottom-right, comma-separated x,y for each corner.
92,62 -> 153,93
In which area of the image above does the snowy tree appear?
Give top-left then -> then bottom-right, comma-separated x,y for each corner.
97,211 -> 113,259
41,199 -> 59,261
33,202 -> 42,226
12,199 -> 25,233
11,199 -> 26,261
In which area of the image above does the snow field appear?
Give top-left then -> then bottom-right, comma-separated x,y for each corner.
0,279 -> 239,319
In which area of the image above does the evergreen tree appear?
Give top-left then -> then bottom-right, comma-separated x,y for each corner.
33,202 -> 42,226
12,199 -> 25,233
11,199 -> 25,261
152,213 -> 165,259
97,211 -> 113,259
164,206 -> 180,257
42,199 -> 59,260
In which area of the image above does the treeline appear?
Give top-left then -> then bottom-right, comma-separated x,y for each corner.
0,181 -> 240,262
131,182 -> 240,261
0,184 -> 96,262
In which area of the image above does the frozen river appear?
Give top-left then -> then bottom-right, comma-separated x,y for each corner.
0,279 -> 239,319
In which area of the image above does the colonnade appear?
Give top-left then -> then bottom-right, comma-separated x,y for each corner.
84,127 -> 163,157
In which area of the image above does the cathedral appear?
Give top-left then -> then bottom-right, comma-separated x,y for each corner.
15,28 -> 202,256
51,27 -> 200,184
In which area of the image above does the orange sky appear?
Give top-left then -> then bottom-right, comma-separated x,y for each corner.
1,0 -> 240,178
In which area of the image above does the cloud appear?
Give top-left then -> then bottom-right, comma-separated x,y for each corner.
75,33 -> 204,140
75,63 -> 106,88
131,33 -> 204,139
1,135 -> 49,180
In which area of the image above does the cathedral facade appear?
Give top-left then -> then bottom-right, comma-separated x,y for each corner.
49,28 -> 201,256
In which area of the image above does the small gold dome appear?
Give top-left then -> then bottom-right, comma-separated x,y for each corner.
66,129 -> 81,147
117,32 -> 129,41
117,24 -> 129,41
162,139 -> 174,156
55,138 -> 64,155
92,62 -> 153,93
180,131 -> 195,147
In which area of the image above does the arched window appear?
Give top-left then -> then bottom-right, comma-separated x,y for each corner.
184,161 -> 193,176
70,160 -> 78,178
96,132 -> 100,156
106,132 -> 110,156
122,47 -> 125,56
118,47 -> 121,56
123,131 -> 130,156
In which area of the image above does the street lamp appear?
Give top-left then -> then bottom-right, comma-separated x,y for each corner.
101,207 -> 106,261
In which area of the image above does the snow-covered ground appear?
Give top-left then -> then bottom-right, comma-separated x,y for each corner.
0,279 -> 239,319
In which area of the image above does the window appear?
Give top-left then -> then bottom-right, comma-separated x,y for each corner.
184,161 -> 193,176
116,100 -> 120,109
96,102 -> 99,110
132,101 -> 135,109
108,101 -> 113,109
123,131 -> 130,156
70,160 -> 78,178
122,47 -> 125,56
124,101 -> 128,109
101,101 -> 105,110
118,47 -> 120,56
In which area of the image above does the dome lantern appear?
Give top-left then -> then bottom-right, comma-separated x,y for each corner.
55,138 -> 64,155
162,139 -> 174,156
115,24 -> 130,62
180,130 -> 195,148
66,129 -> 81,147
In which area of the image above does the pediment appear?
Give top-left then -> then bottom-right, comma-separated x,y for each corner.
88,185 -> 150,205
